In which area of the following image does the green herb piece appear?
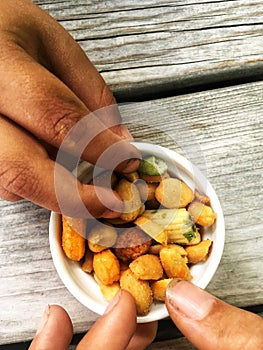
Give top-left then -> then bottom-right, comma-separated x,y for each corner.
183,230 -> 197,242
138,156 -> 168,176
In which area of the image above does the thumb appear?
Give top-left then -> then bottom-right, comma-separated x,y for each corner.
166,280 -> 263,350
29,305 -> 73,350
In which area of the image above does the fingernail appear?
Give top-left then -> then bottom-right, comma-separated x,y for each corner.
166,280 -> 215,320
104,290 -> 122,315
122,158 -> 141,173
119,125 -> 133,140
36,305 -> 50,335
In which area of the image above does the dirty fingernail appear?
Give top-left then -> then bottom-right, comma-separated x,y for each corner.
166,280 -> 215,321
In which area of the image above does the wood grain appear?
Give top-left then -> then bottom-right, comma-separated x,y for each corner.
0,81 -> 262,346
1,1 -> 262,347
33,0 -> 263,99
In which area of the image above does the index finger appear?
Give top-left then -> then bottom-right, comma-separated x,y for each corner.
77,291 -> 137,350
0,4 -> 140,170
0,116 -> 123,217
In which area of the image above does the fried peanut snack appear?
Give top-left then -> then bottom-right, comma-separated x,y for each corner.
93,249 -> 120,285
155,178 -> 194,208
124,171 -> 139,182
151,278 -> 173,302
94,274 -> 120,301
160,244 -> 188,263
129,254 -> 163,280
120,268 -> 153,316
61,154 -> 217,317
188,201 -> 216,226
62,216 -> 86,261
160,245 -> 192,280
185,239 -> 213,264
136,181 -> 160,209
114,178 -> 142,222
148,244 -> 163,255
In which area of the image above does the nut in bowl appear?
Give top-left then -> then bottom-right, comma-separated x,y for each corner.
49,142 -> 225,323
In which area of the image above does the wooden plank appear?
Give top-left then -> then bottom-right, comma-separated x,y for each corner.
120,81 -> 263,306
32,0 -> 263,99
0,81 -> 262,346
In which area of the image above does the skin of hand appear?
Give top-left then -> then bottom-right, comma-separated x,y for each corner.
166,280 -> 263,350
28,280 -> 263,350
29,290 -> 158,350
0,0 -> 141,217
4,2 -> 262,349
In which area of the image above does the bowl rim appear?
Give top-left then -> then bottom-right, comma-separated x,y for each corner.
49,141 -> 225,323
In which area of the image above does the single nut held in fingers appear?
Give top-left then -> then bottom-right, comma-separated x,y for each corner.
114,178 -> 142,222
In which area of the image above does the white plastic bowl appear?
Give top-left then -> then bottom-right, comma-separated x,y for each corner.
49,142 -> 225,323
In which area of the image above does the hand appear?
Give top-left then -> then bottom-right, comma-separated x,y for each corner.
29,290 -> 158,350
166,280 -> 263,350
0,0 -> 140,217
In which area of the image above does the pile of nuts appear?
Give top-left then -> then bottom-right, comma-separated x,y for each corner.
62,156 -> 216,315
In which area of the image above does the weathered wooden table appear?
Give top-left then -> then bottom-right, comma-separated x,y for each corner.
0,1 -> 262,349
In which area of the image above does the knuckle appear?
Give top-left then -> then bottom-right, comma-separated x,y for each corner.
40,101 -> 86,146
0,161 -> 38,198
0,187 -> 22,202
99,84 -> 115,107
